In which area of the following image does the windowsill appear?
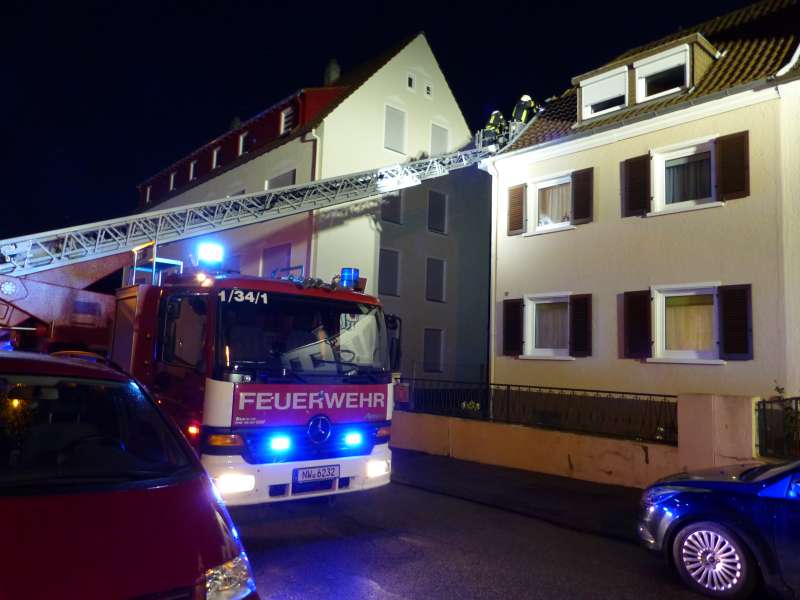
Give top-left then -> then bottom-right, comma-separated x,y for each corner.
519,355 -> 576,361
646,201 -> 723,217
524,224 -> 576,237
646,357 -> 727,365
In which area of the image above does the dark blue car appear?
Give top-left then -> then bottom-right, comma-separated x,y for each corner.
639,461 -> 800,599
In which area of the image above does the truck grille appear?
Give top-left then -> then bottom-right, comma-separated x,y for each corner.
240,422 -> 387,465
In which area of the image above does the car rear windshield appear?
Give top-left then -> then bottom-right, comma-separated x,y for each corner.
0,374 -> 194,493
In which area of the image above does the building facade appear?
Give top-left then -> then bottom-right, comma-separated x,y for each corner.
484,0 -> 800,397
378,167 -> 491,382
136,33 -> 490,379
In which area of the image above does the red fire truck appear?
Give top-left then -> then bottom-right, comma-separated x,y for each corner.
107,256 -> 398,505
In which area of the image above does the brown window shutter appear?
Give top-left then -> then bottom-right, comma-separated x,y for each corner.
621,154 -> 651,217
623,290 -> 652,358
718,284 -> 753,360
502,298 -> 524,356
715,131 -> 749,201
571,168 -> 593,225
507,185 -> 526,235
569,294 -> 592,357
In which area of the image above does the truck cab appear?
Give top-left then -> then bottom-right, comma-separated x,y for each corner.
110,269 -> 395,505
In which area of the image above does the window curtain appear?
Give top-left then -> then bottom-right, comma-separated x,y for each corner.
665,294 -> 713,351
665,152 -> 711,204
538,182 -> 571,226
535,302 -> 569,349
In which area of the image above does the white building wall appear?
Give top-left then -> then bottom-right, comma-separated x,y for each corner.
312,34 -> 473,292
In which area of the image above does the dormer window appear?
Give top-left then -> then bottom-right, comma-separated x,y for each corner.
579,66 -> 628,120
634,44 -> 690,103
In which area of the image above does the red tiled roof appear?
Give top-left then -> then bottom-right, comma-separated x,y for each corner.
506,0 -> 800,153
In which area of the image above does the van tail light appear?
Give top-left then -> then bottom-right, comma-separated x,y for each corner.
375,425 -> 391,443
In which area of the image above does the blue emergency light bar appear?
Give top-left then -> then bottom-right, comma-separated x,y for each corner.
340,267 -> 360,289
198,242 -> 224,264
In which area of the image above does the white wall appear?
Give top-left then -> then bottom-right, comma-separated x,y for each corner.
312,34 -> 473,290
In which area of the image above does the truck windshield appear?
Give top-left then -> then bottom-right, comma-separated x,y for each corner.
0,375 -> 194,493
216,289 -> 389,382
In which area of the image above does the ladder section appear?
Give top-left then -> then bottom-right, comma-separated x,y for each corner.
0,148 -> 489,278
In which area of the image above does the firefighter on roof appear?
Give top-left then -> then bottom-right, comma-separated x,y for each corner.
482,110 -> 506,147
512,94 -> 537,124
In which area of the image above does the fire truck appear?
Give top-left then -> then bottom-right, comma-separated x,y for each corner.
0,133 -> 513,503
107,251 -> 398,504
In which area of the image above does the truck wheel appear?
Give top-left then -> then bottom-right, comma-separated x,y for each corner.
672,521 -> 757,599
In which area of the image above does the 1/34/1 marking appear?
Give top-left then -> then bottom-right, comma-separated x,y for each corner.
218,289 -> 269,304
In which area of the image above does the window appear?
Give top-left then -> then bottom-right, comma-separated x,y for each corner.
280,106 -> 296,135
653,285 -> 718,361
431,124 -> 448,156
635,45 -> 689,103
580,66 -> 628,120
381,194 -> 402,224
505,294 -> 591,358
524,295 -> 570,358
378,249 -> 400,296
266,170 -> 296,190
212,147 -> 222,169
169,172 -> 176,191
534,176 -> 572,231
384,105 -> 406,154
651,139 -> 715,212
238,131 -> 248,156
424,82 -> 433,98
162,294 -> 208,368
189,159 -> 197,181
425,258 -> 445,302
427,190 -> 447,234
623,283 -> 753,363
423,328 -> 443,372
145,185 -> 151,204
406,73 -> 416,90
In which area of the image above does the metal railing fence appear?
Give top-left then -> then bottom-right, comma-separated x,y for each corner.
757,396 -> 800,459
396,378 -> 678,446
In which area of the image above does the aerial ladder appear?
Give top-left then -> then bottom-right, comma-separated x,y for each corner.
0,115 -> 531,351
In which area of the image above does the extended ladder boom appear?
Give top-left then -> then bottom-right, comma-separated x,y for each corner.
0,148 -> 489,278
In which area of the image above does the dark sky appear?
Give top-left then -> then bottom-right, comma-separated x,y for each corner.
3,0 -> 751,239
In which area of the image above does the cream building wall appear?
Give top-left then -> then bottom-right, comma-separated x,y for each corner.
311,34 -> 473,293
489,81 -> 800,398
143,137 -> 315,278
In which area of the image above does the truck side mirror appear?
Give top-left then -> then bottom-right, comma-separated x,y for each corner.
385,314 -> 402,372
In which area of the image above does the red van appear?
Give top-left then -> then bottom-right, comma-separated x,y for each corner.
0,352 -> 259,600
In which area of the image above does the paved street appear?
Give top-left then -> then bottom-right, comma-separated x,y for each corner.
233,483 -> 698,600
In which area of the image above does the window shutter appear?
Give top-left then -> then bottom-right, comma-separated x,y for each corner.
715,131 -> 749,201
569,294 -> 592,357
378,249 -> 400,296
623,290 -> 652,358
425,257 -> 446,302
622,154 -> 651,217
507,185 -> 526,235
571,168 -> 593,225
502,298 -> 524,356
718,284 -> 753,360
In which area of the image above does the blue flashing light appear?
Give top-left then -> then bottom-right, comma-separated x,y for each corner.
198,242 -> 224,264
340,267 -> 360,289
270,435 -> 291,452
344,431 -> 363,447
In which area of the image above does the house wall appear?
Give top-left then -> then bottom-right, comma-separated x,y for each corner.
490,94 -> 797,398
312,34 -> 473,292
379,167 -> 491,382
144,137 -> 315,277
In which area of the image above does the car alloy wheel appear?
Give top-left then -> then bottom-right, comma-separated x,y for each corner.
673,522 -> 757,599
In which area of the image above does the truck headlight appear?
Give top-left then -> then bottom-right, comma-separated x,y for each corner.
205,552 -> 257,600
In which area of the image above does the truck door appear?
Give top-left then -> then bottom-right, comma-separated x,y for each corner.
774,471 -> 800,591
153,293 -> 209,440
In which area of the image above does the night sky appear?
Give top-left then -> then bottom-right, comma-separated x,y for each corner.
3,0 -> 752,240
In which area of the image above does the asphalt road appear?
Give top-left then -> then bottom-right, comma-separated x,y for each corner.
232,483 -> 699,600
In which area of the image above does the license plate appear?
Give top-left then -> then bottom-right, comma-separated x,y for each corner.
294,464 -> 340,483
